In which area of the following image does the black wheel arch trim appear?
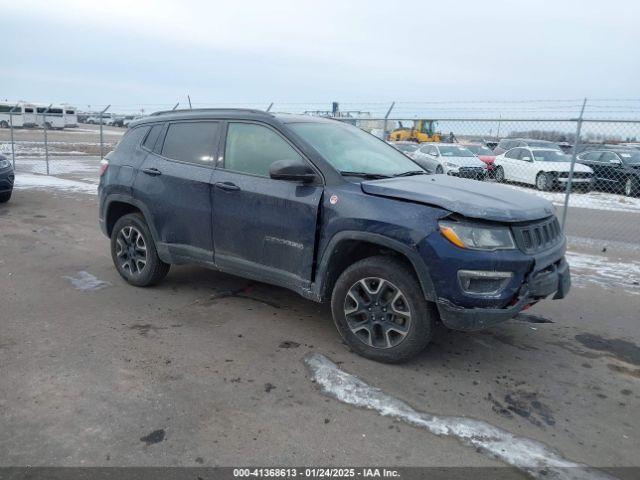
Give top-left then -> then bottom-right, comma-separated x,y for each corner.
101,194 -> 170,262
312,230 -> 437,303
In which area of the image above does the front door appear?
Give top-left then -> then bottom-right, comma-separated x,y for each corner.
134,121 -> 220,264
212,122 -> 322,286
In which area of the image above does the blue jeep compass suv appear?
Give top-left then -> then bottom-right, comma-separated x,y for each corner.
98,109 -> 570,362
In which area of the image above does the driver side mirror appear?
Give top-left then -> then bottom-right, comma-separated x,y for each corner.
269,159 -> 317,183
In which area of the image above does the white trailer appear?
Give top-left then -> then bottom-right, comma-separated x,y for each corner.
0,101 -> 39,128
62,104 -> 78,128
35,104 -> 66,129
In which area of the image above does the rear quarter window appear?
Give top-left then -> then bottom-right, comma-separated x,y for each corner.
114,126 -> 149,157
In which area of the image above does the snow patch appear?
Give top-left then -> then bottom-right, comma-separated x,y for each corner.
14,158 -> 99,176
14,173 -> 97,195
504,184 -> 640,214
305,354 -> 613,480
64,271 -> 111,291
566,251 -> 640,295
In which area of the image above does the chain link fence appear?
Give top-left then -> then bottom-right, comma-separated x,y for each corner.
1,99 -> 639,248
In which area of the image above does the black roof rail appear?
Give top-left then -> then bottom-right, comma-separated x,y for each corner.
149,107 -> 268,117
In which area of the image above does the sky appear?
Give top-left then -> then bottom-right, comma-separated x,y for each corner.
2,0 -> 639,115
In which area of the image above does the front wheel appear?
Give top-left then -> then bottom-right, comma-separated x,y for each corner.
110,213 -> 170,287
331,256 -> 436,363
494,166 -> 505,183
0,191 -> 11,203
435,165 -> 444,174
0,121 -> 8,129
536,172 -> 553,191
624,177 -> 639,197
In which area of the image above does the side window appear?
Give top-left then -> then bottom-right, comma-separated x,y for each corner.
161,122 -> 219,165
599,152 -> 618,164
224,123 -> 303,177
520,149 -> 532,161
419,145 -> 431,154
115,126 -> 149,154
142,124 -> 164,151
505,148 -> 519,159
581,151 -> 601,161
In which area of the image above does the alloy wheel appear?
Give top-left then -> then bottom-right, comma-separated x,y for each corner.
115,226 -> 148,276
343,277 -> 411,349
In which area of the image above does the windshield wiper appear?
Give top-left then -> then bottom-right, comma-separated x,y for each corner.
393,170 -> 427,177
339,171 -> 391,179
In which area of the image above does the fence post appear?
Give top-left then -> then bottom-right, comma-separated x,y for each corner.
42,104 -> 53,175
9,104 -> 17,170
383,102 -> 395,141
561,98 -> 587,231
99,105 -> 111,161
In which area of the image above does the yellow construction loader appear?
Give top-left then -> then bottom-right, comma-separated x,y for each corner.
388,119 -> 442,143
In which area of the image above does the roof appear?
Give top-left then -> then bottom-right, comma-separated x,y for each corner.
131,108 -> 336,128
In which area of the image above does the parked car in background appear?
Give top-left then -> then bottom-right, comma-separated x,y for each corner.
87,114 -> 115,125
576,148 -> 640,196
558,142 -> 573,153
389,141 -> 420,158
462,143 -> 496,173
494,147 -> 593,191
412,143 -> 487,179
0,153 -> 14,203
493,138 -> 562,155
98,109 -> 570,363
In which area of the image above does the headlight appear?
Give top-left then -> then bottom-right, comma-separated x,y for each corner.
439,220 -> 516,250
0,159 -> 11,169
445,162 -> 459,169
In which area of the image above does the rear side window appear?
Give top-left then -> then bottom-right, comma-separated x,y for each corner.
161,122 -> 219,165
143,124 -> 164,151
224,123 -> 303,176
115,126 -> 149,155
580,151 -> 601,161
505,148 -> 520,159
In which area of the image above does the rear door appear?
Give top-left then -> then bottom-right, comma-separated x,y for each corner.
598,152 -> 625,190
501,148 -> 521,181
133,121 -> 220,264
212,121 -> 322,286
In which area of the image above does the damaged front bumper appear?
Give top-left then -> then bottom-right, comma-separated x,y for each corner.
437,257 -> 571,331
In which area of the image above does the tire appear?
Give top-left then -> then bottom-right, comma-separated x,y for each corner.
624,177 -> 639,197
331,256 -> 436,363
110,213 -> 170,287
536,172 -> 552,191
0,191 -> 11,203
0,121 -> 8,129
494,166 -> 505,183
44,122 -> 52,130
435,165 -> 444,174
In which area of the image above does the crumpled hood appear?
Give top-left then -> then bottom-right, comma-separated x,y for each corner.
361,175 -> 555,222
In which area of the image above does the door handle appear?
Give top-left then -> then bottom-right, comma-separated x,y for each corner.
215,182 -> 240,192
142,167 -> 162,176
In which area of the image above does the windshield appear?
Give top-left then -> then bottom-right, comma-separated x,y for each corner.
438,145 -> 475,157
532,149 -> 570,162
465,145 -> 493,155
394,143 -> 419,152
619,151 -> 640,165
528,140 -> 561,149
289,122 -> 421,176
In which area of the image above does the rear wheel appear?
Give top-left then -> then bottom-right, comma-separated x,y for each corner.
0,191 -> 11,203
625,177 -> 639,197
110,213 -> 170,287
331,256 -> 435,363
0,121 -> 8,129
494,166 -> 505,183
536,172 -> 552,191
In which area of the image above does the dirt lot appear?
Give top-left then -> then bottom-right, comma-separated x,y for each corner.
0,157 -> 639,478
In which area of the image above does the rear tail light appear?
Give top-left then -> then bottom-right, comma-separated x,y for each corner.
99,158 -> 109,177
